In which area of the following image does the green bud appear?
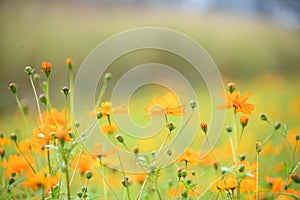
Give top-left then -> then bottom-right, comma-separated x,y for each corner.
25,66 -> 34,75
226,125 -> 232,133
116,134 -> 124,143
10,133 -> 17,142
39,93 -> 47,105
8,83 -> 17,94
260,113 -> 268,121
189,100 -> 196,109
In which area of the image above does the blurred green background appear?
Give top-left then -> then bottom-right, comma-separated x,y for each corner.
0,0 -> 300,122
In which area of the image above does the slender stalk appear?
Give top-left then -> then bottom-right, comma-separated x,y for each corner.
237,127 -> 244,151
68,67 -> 74,128
95,80 -> 108,109
255,152 -> 259,200
100,158 -> 108,200
1,158 -> 4,199
14,94 -> 30,134
82,178 -> 89,200
237,180 -> 241,200
15,142 -> 36,174
60,142 -> 71,200
136,174 -> 149,200
41,186 -> 45,200
70,150 -> 83,186
30,75 -> 44,128
228,133 -> 237,165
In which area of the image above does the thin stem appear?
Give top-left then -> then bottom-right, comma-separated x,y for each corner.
46,142 -> 52,175
15,142 -> 36,174
228,133 -> 237,165
100,159 -> 108,200
136,174 -> 149,200
41,186 -> 45,200
60,142 -> 71,200
237,127 -> 244,151
237,180 -> 241,200
30,75 -> 44,128
69,67 -> 74,128
95,79 -> 108,109
69,150 -> 83,186
82,178 -> 89,200
255,152 -> 259,200
14,94 -> 30,134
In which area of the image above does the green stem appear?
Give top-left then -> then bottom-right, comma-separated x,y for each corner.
15,142 -> 36,174
14,94 -> 30,134
255,152 -> 259,200
69,67 -> 74,128
136,174 -> 149,200
95,80 -> 108,109
60,143 -> 71,200
237,180 -> 241,200
237,127 -> 244,151
100,159 -> 108,200
70,150 -> 83,186
228,133 -> 237,166
46,142 -> 52,174
46,77 -> 50,126
41,186 -> 45,200
82,178 -> 89,200
30,75 -> 44,128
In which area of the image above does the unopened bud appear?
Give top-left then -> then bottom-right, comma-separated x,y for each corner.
39,93 -> 47,104
121,176 -> 130,188
42,62 -> 52,78
228,82 -> 236,93
66,58 -> 73,70
10,133 -> 17,142
96,112 -> 102,119
240,116 -> 249,128
191,170 -> 196,176
274,122 -> 281,130
296,135 -> 299,141
260,113 -> 268,121
200,122 -> 208,134
10,172 -> 16,177
85,170 -> 93,179
239,154 -> 246,161
291,173 -> 300,183
190,100 -> 196,109
104,73 -> 112,82
0,148 -> 5,158
62,86 -> 70,96
238,164 -> 245,172
133,146 -> 139,154
33,73 -> 41,81
8,83 -> 17,94
255,141 -> 262,153
116,134 -> 124,143
168,123 -> 175,132
226,125 -> 232,133
8,177 -> 15,185
25,66 -> 34,75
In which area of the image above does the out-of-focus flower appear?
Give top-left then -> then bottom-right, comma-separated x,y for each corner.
3,154 -> 34,176
71,153 -> 93,175
94,101 -> 126,119
23,170 -> 59,191
213,174 -> 238,192
100,123 -> 118,135
218,90 -> 255,114
90,143 -> 117,161
176,148 -> 201,165
144,92 -> 186,118
166,182 -> 200,197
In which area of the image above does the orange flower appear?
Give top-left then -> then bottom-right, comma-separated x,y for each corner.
94,101 -> 126,119
101,123 -> 118,135
90,143 -> 117,160
32,125 -> 57,145
135,173 -> 147,184
213,174 -> 238,192
38,108 -> 69,128
42,62 -> 52,77
66,58 -> 72,65
55,128 -> 72,142
218,90 -> 255,114
0,136 -> 11,146
71,153 -> 93,175
177,148 -> 201,165
144,92 -> 186,118
23,170 -> 59,191
3,154 -> 34,176
167,182 -> 200,197
240,115 -> 249,127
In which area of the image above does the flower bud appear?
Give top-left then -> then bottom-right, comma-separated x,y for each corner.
228,82 -> 236,93
39,93 -> 47,105
33,73 -> 41,81
167,123 -> 175,132
0,133 -> 3,138
104,73 -> 112,82
238,164 -> 245,172
226,125 -> 232,133
42,62 -> 52,77
240,116 -> 248,128
10,172 -> 16,177
177,167 -> 183,178
8,177 -> 15,185
116,134 -> 124,143
8,83 -> 17,94
96,112 -> 103,119
181,170 -> 187,178
291,173 -> 300,183
189,100 -> 196,109
167,149 -> 172,156
133,146 -> 139,154
239,154 -> 246,161
10,133 -> 17,142
66,58 -> 73,70
200,122 -> 208,134
0,148 -> 5,158
75,121 -> 80,128
186,178 -> 192,185
260,113 -> 268,121
213,162 -> 219,171
62,86 -> 70,96
25,66 -> 34,75
121,176 -> 130,188
168,179 -> 173,187
296,135 -> 299,141
255,141 -> 262,153
85,170 -> 93,179
191,170 -> 196,176
181,191 -> 188,198
81,186 -> 87,193
274,122 -> 281,130
77,192 -> 82,198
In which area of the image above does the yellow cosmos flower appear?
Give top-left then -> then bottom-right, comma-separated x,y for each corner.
144,92 -> 186,118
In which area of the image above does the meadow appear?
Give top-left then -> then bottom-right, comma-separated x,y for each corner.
0,1 -> 300,200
